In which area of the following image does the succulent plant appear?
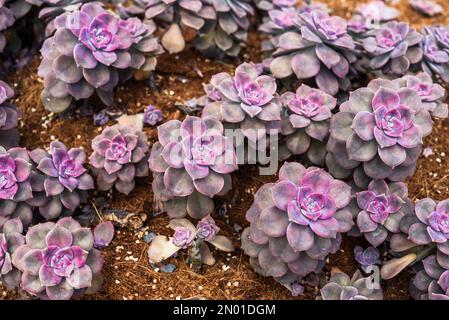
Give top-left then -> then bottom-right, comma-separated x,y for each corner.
327,77 -> 433,187
28,141 -> 94,220
90,124 -> 149,195
148,216 -> 233,272
0,81 -> 20,149
38,2 -> 162,113
354,245 -> 381,272
410,0 -> 443,17
280,84 -> 336,165
420,26 -> 449,83
410,253 -> 449,300
0,0 -> 15,53
254,0 -> 296,12
12,217 -> 113,300
361,21 -> 423,77
319,269 -> 383,300
270,9 -> 358,95
143,105 -> 163,126
0,147 -> 33,229
241,162 -> 354,288
149,115 -> 237,219
353,180 -> 413,247
0,218 -> 25,290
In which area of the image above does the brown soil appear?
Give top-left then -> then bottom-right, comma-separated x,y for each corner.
2,0 -> 449,300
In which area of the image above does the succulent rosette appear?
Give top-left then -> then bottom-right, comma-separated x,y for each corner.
12,217 -> 111,300
148,115 -> 237,219
410,0 -> 443,17
361,21 -> 423,77
394,72 -> 448,118
28,141 -> 94,220
327,77 -> 433,187
0,218 -> 25,290
0,0 -> 15,52
354,245 -> 381,271
90,124 -> 149,195
348,0 -> 398,37
410,253 -> 449,300
420,26 -> 449,83
270,9 -> 358,95
353,180 -> 413,247
201,62 -> 282,147
0,80 -> 20,149
241,162 -> 354,287
280,84 -> 336,165
0,147 -> 33,229
38,2 -> 162,113
319,269 -> 383,300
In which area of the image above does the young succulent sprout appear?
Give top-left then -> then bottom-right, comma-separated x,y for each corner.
0,218 -> 25,290
410,0 -> 443,17
353,180 -> 413,247
319,269 -> 383,300
420,26 -> 449,83
280,84 -> 337,165
28,141 -> 94,220
269,9 -> 358,95
0,0 -> 15,53
361,21 -> 423,77
0,81 -> 20,149
12,217 -> 113,300
147,216 -> 233,271
241,162 -> 354,289
148,115 -> 237,220
90,124 -> 149,195
327,77 -> 433,188
354,245 -> 381,272
0,147 -> 33,229
38,2 -> 162,113
143,105 -> 163,126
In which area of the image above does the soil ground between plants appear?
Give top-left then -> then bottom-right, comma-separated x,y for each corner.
2,0 -> 449,300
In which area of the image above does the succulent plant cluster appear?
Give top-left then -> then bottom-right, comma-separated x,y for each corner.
0,81 -> 20,149
38,2 -> 163,113
241,162 -> 353,289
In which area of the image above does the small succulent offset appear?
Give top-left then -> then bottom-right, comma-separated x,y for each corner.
270,9 -> 357,95
0,0 -> 15,53
12,217 -> 114,300
0,218 -> 25,290
201,62 -> 282,145
148,216 -> 233,272
420,26 -> 449,83
28,141 -> 94,220
0,81 -> 20,149
280,84 -> 336,164
328,77 -> 433,187
410,253 -> 449,300
319,269 -> 383,300
241,162 -> 354,289
149,116 -> 237,219
361,21 -> 423,77
353,180 -> 413,247
38,2 -> 162,113
0,147 -> 33,229
143,105 -> 163,126
354,246 -> 381,272
410,0 -> 443,17
90,124 -> 149,195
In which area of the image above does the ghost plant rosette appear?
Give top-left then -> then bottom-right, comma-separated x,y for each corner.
12,217 -> 114,300
0,218 -> 25,290
280,84 -> 336,165
420,26 -> 449,83
149,116 -> 237,219
270,10 -> 357,95
241,162 -> 354,289
28,141 -> 94,220
410,253 -> 449,300
90,124 -> 149,195
38,2 -> 162,113
0,147 -> 33,229
328,77 -> 433,188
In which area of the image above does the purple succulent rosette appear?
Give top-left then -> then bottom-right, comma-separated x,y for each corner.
0,218 -> 25,290
420,26 -> 449,83
353,180 -> 413,247
410,0 -> 443,17
270,9 -> 357,95
328,77 -> 433,188
202,62 -> 282,146
410,253 -> 449,300
28,141 -> 94,220
241,162 -> 354,288
348,0 -> 398,37
280,84 -> 336,165
361,21 -> 423,77
90,124 -> 149,195
0,0 -> 15,52
354,245 -> 380,271
0,147 -> 33,229
394,72 -> 448,118
0,80 -> 20,149
144,105 -> 163,126
38,2 -> 162,113
172,226 -> 194,248
319,270 -> 383,300
149,115 -> 237,219
12,217 -> 108,300
196,215 -> 219,241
